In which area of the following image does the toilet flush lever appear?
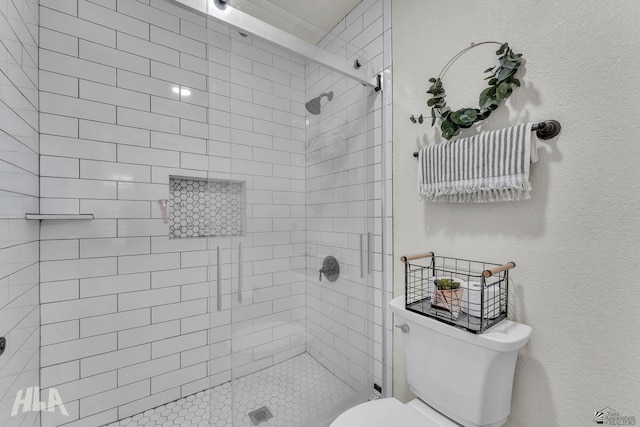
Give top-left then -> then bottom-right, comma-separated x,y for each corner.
395,324 -> 410,333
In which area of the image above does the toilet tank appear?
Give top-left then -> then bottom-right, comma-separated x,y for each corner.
390,296 -> 531,427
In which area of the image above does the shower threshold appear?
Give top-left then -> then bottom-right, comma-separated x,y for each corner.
105,352 -> 356,427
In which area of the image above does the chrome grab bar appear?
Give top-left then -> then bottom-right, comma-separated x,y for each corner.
216,246 -> 221,311
237,243 -> 243,304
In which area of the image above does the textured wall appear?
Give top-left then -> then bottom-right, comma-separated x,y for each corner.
0,0 -> 40,426
392,1 -> 640,425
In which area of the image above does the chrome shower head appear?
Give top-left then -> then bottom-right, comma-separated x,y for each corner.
305,91 -> 333,115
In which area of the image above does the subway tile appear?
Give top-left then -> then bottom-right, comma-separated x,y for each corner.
118,319 -> 180,348
41,135 -> 116,162
79,379 -> 149,418
117,219 -> 167,237
151,362 -> 206,394
40,239 -> 79,261
41,361 -> 79,389
79,80 -> 150,111
40,113 -> 79,138
117,354 -> 179,386
179,52 -> 208,75
41,333 -> 117,367
41,319 -> 79,346
41,177 -> 117,199
80,237 -> 150,258
79,39 -> 149,75
117,32 -> 179,66
151,96 -> 206,122
150,266 -> 207,288
150,132 -> 206,154
40,0 -> 77,15
40,156 -> 79,179
151,330 -> 207,359
117,388 -> 180,421
117,107 -> 180,134
79,120 -> 150,147
40,49 -> 115,86
80,272 -> 150,298
80,200 -> 150,219
78,0 -> 149,39
41,295 -> 117,324
150,236 -> 207,254
118,286 -> 180,311
117,253 -> 180,274
51,371 -> 117,403
40,257 -> 117,282
40,6 -> 116,47
80,308 -> 150,338
79,160 -> 150,183
151,299 -> 207,323
81,344 -> 150,377
41,92 -> 116,123
39,70 -> 78,97
118,182 -> 168,201
116,0 -> 180,33
117,70 -> 179,101
151,61 -> 206,91
150,25 -> 205,58
40,279 -> 80,304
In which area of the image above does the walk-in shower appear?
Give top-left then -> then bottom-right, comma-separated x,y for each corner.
0,0 -> 388,426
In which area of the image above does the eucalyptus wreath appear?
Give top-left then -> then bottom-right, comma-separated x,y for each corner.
410,42 -> 524,140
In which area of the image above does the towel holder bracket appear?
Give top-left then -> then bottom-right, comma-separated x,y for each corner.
412,120 -> 561,157
533,120 -> 561,140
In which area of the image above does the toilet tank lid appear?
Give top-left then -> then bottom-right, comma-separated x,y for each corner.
331,398 -> 454,427
390,296 -> 532,352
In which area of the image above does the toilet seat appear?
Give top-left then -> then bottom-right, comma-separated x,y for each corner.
330,398 -> 457,427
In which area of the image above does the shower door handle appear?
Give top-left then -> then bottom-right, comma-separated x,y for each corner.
368,232 -> 373,274
216,246 -> 222,311
237,243 -> 243,304
360,234 -> 365,279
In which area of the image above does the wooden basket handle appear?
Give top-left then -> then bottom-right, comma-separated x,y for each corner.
483,261 -> 516,278
400,252 -> 434,263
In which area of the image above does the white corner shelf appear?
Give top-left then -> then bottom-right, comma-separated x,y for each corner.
25,214 -> 94,220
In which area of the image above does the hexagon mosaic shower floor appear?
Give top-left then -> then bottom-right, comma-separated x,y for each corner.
105,353 -> 355,427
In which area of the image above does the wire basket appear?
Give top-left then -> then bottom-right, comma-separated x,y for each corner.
401,252 -> 514,334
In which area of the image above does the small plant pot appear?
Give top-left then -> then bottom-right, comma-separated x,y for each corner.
432,288 -> 464,319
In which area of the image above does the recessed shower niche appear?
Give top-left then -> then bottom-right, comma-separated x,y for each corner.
169,176 -> 246,239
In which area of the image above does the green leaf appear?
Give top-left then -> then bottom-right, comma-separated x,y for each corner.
431,108 -> 436,126
441,120 -> 460,140
484,67 -> 495,73
479,86 -> 497,110
450,108 -> 478,126
418,114 -> 424,124
509,77 -> 521,87
429,77 -> 437,83
409,115 -> 417,123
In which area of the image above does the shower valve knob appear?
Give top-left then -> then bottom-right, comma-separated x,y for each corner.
395,324 -> 410,333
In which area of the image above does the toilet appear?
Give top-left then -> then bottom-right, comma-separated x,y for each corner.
331,296 -> 532,427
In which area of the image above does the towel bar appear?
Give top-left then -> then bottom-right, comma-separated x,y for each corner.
412,120 -> 561,157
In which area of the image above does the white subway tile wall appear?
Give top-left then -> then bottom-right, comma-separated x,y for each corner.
0,0 -> 40,426
32,0 -> 392,426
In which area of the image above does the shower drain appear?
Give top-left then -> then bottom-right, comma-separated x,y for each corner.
248,406 -> 273,425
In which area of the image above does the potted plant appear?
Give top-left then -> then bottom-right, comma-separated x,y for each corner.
432,278 -> 464,319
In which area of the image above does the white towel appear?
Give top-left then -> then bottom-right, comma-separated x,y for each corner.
417,123 -> 536,203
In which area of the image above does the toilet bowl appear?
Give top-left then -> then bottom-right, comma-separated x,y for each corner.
331,397 -> 460,427
331,296 -> 531,427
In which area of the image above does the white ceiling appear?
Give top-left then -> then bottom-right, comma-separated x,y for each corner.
229,0 -> 363,45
